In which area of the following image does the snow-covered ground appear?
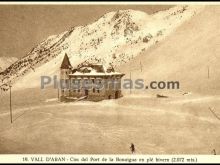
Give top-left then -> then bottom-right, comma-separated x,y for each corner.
0,88 -> 219,154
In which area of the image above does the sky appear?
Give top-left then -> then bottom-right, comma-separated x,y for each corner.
0,5 -> 173,59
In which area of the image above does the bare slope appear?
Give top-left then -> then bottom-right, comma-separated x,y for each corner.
119,6 -> 220,95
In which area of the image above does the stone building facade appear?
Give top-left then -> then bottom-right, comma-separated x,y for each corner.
60,54 -> 125,102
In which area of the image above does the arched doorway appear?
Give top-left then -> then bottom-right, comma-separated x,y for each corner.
85,89 -> 89,96
115,91 -> 119,99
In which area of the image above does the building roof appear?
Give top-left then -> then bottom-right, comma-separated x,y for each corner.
60,53 -> 72,69
69,63 -> 124,77
69,71 -> 124,77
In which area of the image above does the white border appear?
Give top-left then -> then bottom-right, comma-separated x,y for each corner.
0,1 -> 219,164
0,155 -> 220,163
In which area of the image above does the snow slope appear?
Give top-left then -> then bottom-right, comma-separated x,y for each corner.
0,5 -> 204,90
119,6 -> 220,95
0,57 -> 18,73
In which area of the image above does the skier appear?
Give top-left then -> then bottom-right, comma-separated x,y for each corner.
213,149 -> 216,155
130,143 -> 135,154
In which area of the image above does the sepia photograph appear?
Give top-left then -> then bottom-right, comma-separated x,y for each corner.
0,1 -> 219,163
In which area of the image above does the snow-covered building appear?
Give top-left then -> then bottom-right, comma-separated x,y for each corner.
60,54 -> 125,101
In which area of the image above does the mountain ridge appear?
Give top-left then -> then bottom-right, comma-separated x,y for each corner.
0,5 -> 204,91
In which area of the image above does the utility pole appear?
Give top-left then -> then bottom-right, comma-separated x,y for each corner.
208,66 -> 210,79
130,71 -> 131,94
140,61 -> 142,72
9,85 -> 12,123
57,87 -> 59,101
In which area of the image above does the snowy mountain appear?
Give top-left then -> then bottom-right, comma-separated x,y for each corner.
0,5 -> 204,90
119,6 -> 220,95
0,57 -> 18,73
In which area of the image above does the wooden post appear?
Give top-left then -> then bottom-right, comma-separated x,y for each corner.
130,71 -> 131,94
57,87 -> 59,101
9,85 -> 12,123
208,66 -> 210,79
140,61 -> 142,72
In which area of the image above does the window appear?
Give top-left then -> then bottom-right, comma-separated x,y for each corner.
93,88 -> 95,93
